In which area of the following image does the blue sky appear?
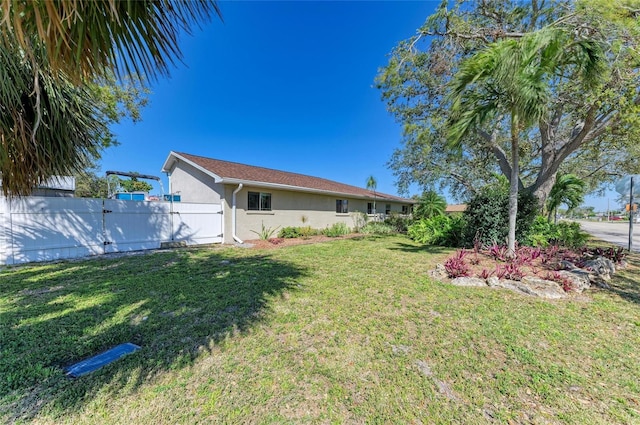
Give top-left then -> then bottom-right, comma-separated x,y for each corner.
103,0 -> 614,211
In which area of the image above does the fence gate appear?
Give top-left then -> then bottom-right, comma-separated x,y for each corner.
102,199 -> 171,253
0,197 -> 223,265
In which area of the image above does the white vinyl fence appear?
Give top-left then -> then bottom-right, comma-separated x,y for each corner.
0,197 -> 223,265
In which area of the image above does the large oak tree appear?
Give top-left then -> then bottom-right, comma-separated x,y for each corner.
377,0 -> 640,205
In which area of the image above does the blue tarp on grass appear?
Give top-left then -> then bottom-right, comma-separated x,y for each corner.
64,343 -> 141,378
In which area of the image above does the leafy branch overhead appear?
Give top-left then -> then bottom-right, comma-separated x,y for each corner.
0,0 -> 220,196
377,0 -> 640,203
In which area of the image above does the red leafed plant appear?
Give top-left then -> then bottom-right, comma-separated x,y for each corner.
479,269 -> 493,279
496,263 -> 524,281
488,244 -> 509,262
444,250 -> 470,278
545,271 -> 574,292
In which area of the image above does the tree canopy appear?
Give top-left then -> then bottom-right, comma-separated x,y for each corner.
377,0 -> 640,204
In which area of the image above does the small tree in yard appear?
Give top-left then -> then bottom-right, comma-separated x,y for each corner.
546,174 -> 586,223
366,175 -> 377,215
447,26 -> 605,256
413,190 -> 447,220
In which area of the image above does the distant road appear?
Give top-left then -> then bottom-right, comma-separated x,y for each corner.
575,220 -> 640,252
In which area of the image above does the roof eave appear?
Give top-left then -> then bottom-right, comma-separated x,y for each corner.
221,178 -> 414,203
161,151 -> 224,183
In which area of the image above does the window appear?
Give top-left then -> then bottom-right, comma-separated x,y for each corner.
248,191 -> 271,211
367,202 -> 374,214
336,199 -> 348,213
385,204 -> 391,215
402,205 -> 409,215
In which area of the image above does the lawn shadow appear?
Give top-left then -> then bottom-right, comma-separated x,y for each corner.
387,241 -> 452,255
0,249 -> 307,422
606,252 -> 640,305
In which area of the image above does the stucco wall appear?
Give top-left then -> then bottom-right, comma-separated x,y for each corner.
222,184 -> 411,243
168,161 -> 223,203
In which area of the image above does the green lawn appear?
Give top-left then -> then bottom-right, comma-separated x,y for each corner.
1,235 -> 639,424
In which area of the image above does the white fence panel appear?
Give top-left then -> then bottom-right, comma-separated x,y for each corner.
4,197 -> 104,264
0,198 -> 9,264
171,203 -> 223,245
103,199 -> 172,253
0,197 -> 223,265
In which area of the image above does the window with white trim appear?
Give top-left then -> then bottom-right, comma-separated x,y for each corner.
336,199 -> 348,213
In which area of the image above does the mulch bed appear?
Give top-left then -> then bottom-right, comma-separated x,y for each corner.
242,234 -> 363,249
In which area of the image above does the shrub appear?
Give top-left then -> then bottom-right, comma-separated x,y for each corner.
351,211 -> 368,232
360,222 -> 396,235
407,215 -> 465,246
556,221 -> 589,248
384,213 -> 412,233
463,180 -> 539,247
525,216 -> 589,248
278,226 -> 320,239
323,222 -> 350,237
299,226 -> 319,238
278,226 -> 301,238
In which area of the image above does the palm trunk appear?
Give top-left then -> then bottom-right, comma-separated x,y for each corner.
508,115 -> 520,257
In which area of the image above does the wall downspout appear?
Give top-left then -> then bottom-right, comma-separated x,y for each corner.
232,183 -> 244,243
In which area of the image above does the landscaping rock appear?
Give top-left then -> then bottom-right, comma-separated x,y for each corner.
519,276 -> 567,299
558,270 -> 591,293
450,277 -> 487,287
429,263 -> 448,280
583,257 -> 615,280
486,276 -> 500,287
487,277 -> 567,299
487,278 -> 518,291
559,260 -> 577,270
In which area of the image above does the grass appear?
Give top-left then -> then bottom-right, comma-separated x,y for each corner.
1,235 -> 639,424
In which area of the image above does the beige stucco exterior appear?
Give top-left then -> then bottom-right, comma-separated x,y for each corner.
164,156 -> 413,244
167,160 -> 224,204
222,185 -> 411,242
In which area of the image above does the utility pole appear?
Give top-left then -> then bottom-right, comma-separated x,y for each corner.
629,176 -> 634,251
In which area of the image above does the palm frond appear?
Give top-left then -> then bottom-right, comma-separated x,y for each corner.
0,0 -> 221,82
0,39 -> 109,195
446,25 -> 606,148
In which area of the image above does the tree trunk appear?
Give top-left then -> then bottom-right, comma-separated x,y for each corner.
508,117 -> 519,257
531,172 -> 557,207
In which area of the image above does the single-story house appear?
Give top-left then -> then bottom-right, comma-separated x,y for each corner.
161,151 -> 415,243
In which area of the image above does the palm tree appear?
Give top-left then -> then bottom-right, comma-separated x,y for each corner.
366,175 -> 377,215
447,26 -> 604,256
414,190 -> 446,220
546,174 -> 586,223
0,1 -> 221,195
